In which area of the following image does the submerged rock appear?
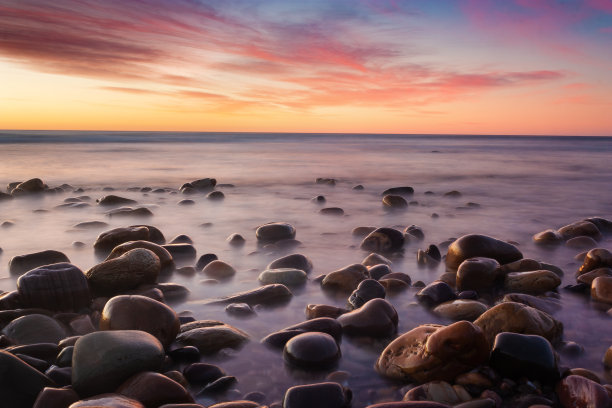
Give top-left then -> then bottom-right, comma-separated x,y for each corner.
97,195 -> 137,206
106,240 -> 174,273
348,279 -> 386,309
558,220 -> 602,241
200,284 -> 292,306
360,228 -> 404,254
268,253 -> 313,273
445,234 -> 522,270
382,195 -> 408,209
255,222 -> 296,242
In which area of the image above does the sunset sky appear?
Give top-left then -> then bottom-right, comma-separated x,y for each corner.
1,0 -> 611,135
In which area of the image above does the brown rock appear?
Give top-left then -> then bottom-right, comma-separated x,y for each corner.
9,250 -> 70,276
566,236 -> 599,250
321,263 -> 369,292
591,276 -> 612,304
504,270 -> 561,294
305,304 -> 348,319
456,257 -> 500,292
202,260 -> 236,279
579,248 -> 612,274
577,268 -> 612,285
446,234 -> 522,270
360,227 -> 405,254
433,300 -> 488,321
497,258 -> 542,274
556,375 -> 611,408
94,227 -> 152,254
382,194 -> 408,209
362,253 -> 392,267
558,220 -> 602,241
375,321 -> 489,383
337,298 -> 398,337
107,241 -> 174,273
403,381 -> 470,405
569,368 -> 601,383
532,229 -> 564,246
501,293 -> 560,315
33,387 -> 79,408
97,195 -> 137,206
176,324 -> 248,353
100,295 -> 180,348
70,394 -> 145,408
117,371 -> 194,407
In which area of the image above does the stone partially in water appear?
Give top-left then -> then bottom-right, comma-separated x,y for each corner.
106,207 -> 154,218
183,362 -> 225,385
590,276 -> 612,304
360,228 -> 404,254
2,313 -> 66,345
207,191 -> 225,200
445,234 -> 522,270
176,324 -> 248,353
305,304 -> 349,320
579,248 -> 612,274
97,195 -> 137,206
456,257 -> 500,292
283,332 -> 340,368
566,236 -> 599,250
433,299 -> 488,321
532,229 -> 564,246
72,330 -> 165,397
262,317 -> 342,347
503,270 -> 561,294
382,195 -> 408,209
382,186 -> 414,196
202,260 -> 236,280
375,321 -> 489,383
556,375 -> 611,408
268,253 -> 313,273
337,298 -> 398,337
17,262 -> 90,312
415,281 -> 456,308
362,253 -> 392,267
259,268 -> 307,286
489,332 -> 558,382
321,264 -> 369,292
577,268 -> 612,285
9,250 -> 70,276
283,382 -> 351,408
201,284 -> 292,306
255,222 -> 296,242
501,293 -> 561,315
320,207 -> 345,216
0,350 -> 55,408
70,394 -> 145,408
94,227 -> 152,254
100,295 -> 180,348
117,371 -> 195,407
558,220 -> 602,241
473,302 -> 563,346
106,240 -> 174,273
347,279 -> 386,309
32,387 -> 79,408
403,381 -> 470,405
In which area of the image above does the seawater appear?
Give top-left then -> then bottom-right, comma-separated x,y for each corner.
1,131 -> 612,405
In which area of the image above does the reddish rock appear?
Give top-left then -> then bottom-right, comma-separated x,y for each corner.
117,371 -> 194,408
556,375 -> 611,408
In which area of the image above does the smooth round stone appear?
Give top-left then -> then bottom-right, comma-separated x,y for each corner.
352,226 -> 377,237
86,248 -> 161,297
490,332 -> 558,382
362,253 -> 392,267
283,382 -> 350,408
337,298 -> 398,337
117,371 -> 194,406
11,178 -> 46,194
198,375 -> 236,393
100,295 -> 180,348
368,264 -> 393,280
591,276 -> 612,304
473,302 -> 563,346
504,270 -> 561,294
45,365 -> 71,386
206,191 -> 224,200
259,268 -> 307,286
267,253 -> 313,273
56,346 -> 74,367
97,195 -> 137,206
312,195 -> 326,203
227,233 -> 246,247
70,394 -> 145,408
580,248 -> 612,274
532,229 -> 564,246
262,317 -> 342,347
183,362 -> 225,385
501,293 -> 561,315
320,207 -> 344,216
556,375 -> 611,408
321,263 -> 369,292
178,199 -> 195,205
284,332 -> 340,368
16,262 -> 91,312
382,194 -> 408,209
0,350 -> 55,408
381,272 -> 411,285
585,217 -> 612,233
456,257 -> 500,292
577,268 -> 612,285
196,253 -> 218,270
498,258 -> 542,274
9,250 -> 70,276
404,225 -> 425,240
348,279 -> 386,309
225,303 -> 255,316
93,227 -> 153,254
106,240 -> 174,273
566,236 -> 599,250
32,387 -> 79,408
375,321 -> 489,383
255,222 -> 296,242
445,234 -> 523,270
162,243 -> 197,262
204,284 -> 292,306
202,260 -> 236,280
415,281 -> 456,307
360,227 -> 405,254
305,304 -> 349,319
72,330 -> 165,397
382,186 -> 414,196
433,299 -> 488,321
316,177 -> 336,185
2,314 -> 66,345
176,324 -> 249,353
558,220 -> 602,241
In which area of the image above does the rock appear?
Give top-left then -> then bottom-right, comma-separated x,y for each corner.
362,253 -> 392,267
2,314 -> 66,344
45,365 -> 71,386
178,199 -> 195,205
94,227 -> 152,254
268,253 -> 313,273
97,195 -> 138,206
566,236 -> 599,250
579,248 -> 612,274
16,262 -> 90,311
415,281 -> 456,307
473,302 -> 563,346
360,228 -> 405,254
183,362 -> 225,385
444,190 -> 462,197
320,207 -> 345,216
446,235 -> 522,270
70,394 -> 145,408
255,222 -> 296,242
227,233 -> 246,246
130,225 -> 166,244
11,178 -> 46,195
86,248 -> 161,297
202,284 -> 292,306
72,330 -> 165,397
585,217 -> 612,234
316,178 -> 336,185
347,279 -> 386,309
403,381 -> 470,405
283,382 -> 350,408
312,195 -> 326,203
603,345 -> 612,368
107,207 -> 154,218
107,240 -> 174,273
207,191 -> 224,200
117,371 -> 194,407
489,332 -> 558,382
352,226 -> 377,237
382,195 -> 408,209
591,276 -> 612,303
577,268 -> 612,285
321,264 -> 369,292
569,368 -> 601,383
225,303 -> 255,317
206,402 -> 258,408
375,321 -> 489,383
504,270 -> 561,294
382,186 -> 414,196
305,304 -> 349,320
556,375 -> 611,408
380,278 -> 410,292
32,387 -> 79,408
368,264 -> 393,280
405,225 -> 425,240
456,258 -> 500,292
433,300 -> 488,321
558,220 -> 602,241
284,332 -> 340,368
202,260 -> 236,280
196,253 -> 218,270
337,298 -> 398,337
0,350 -> 55,408
262,317 -> 342,347
9,250 -> 70,276
501,293 -> 561,315
498,258 -> 542,274
73,220 -> 109,229
533,229 -> 564,246
162,243 -> 196,262
259,268 -> 307,286
100,295 -> 180,348
365,403 -> 451,408
198,375 -> 236,394
176,324 -> 249,353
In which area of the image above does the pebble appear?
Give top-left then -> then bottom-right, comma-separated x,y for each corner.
352,226 -> 377,237
2,313 -> 66,345
403,381 -> 471,404
283,332 -> 341,368
225,303 -> 255,317
183,362 -> 225,385
532,229 -> 564,246
557,220 -> 602,241
106,206 -> 154,218
97,195 -> 137,206
8,250 -> 70,276
320,207 -> 345,216
70,394 -> 145,408
348,279 -> 386,309
255,222 -> 296,242
382,186 -> 414,196
591,276 -> 612,303
163,243 -> 197,262
207,190 -> 225,200
580,248 -> 612,274
259,268 -> 307,286
268,253 -> 313,273
337,298 -> 398,337
360,227 -> 405,254
117,371 -> 195,406
321,263 -> 369,292
106,240 -> 174,273
501,293 -> 561,315
196,253 -> 218,270
566,236 -> 599,249
456,257 -> 500,292
577,267 -> 612,285
283,382 -> 351,408
32,387 -> 79,408
362,253 -> 392,267
305,304 -> 349,319
445,234 -> 523,269
202,260 -> 236,280
368,264 -> 393,280
227,233 -> 246,246
93,226 -> 152,254
489,332 -> 558,382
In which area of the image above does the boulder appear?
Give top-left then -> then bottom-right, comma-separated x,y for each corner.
445,235 -> 522,270
0,350 -> 55,408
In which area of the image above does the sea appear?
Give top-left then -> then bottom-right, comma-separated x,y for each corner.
1,130 -> 611,405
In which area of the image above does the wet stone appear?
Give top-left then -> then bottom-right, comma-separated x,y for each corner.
504,270 -> 561,294
577,267 -> 612,285
283,332 -> 340,368
207,190 -> 225,200
320,207 -> 345,216
403,381 -> 470,405
360,227 -> 405,254
183,362 -> 225,385
283,382 -> 351,408
337,298 -> 398,337
368,264 -> 392,280
255,222 -> 296,242
268,253 -> 313,273
445,234 -> 522,270
433,299 -> 488,321
227,233 -> 246,247
106,240 -> 174,273
352,226 -> 377,237
2,313 -> 66,345
415,281 -> 456,308
566,236 -> 599,250
93,226 -> 152,254
362,253 -> 392,267
322,263 -> 369,292
70,394 -> 145,408
97,195 -> 137,206
202,284 -> 292,306
591,276 -> 612,303
259,268 -> 307,286
306,304 -> 349,319
32,387 -> 79,408
117,371 -> 195,407
382,194 -> 408,209
501,293 -> 561,315
0,350 -> 56,408
225,302 -> 255,317
533,229 -> 564,246
382,186 -> 414,196
262,317 -> 342,347
556,375 -> 611,408
348,279 -> 386,309
163,243 -> 197,262
196,253 -> 218,270
202,260 -> 236,280
456,257 -> 500,293
558,220 -> 602,241
176,324 -> 249,353
579,248 -> 612,274
489,332 -> 558,382
9,250 -> 70,276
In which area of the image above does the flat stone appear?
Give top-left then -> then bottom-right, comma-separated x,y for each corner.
72,330 -> 165,397
446,234 -> 522,270
320,207 -> 345,216
70,394 -> 145,408
97,195 -> 138,206
283,332 -> 340,368
504,270 -> 561,294
433,299 -> 488,321
259,268 -> 307,286
489,332 -> 558,382
0,350 -> 55,408
403,381 -> 470,405
9,250 -> 70,276
382,186 -> 414,196
558,220 -> 602,241
566,236 -> 599,250
94,227 -> 152,254
107,207 -> 153,218
533,229 -> 564,246
577,268 -> 612,285
176,324 -> 249,353
305,304 -> 349,319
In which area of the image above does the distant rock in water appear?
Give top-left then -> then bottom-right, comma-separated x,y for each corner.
360,227 -> 404,254
316,178 -> 336,185
96,195 -> 137,206
255,222 -> 296,242
9,178 -> 47,195
381,186 -> 414,196
180,178 -> 216,194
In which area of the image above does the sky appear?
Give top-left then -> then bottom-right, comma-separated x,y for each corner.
1,0 -> 611,135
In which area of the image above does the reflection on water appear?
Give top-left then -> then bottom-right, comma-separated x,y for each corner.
0,133 -> 612,406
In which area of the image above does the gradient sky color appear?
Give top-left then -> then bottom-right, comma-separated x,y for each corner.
1,0 -> 611,135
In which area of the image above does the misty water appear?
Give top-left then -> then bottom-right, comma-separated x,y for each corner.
1,132 -> 612,406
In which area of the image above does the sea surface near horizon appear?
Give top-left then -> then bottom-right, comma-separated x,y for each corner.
1,131 -> 612,405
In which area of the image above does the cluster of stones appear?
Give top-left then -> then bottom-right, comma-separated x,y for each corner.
3,177 -> 612,408
2,178 -> 75,200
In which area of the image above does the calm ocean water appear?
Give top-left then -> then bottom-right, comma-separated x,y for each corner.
1,131 -> 612,405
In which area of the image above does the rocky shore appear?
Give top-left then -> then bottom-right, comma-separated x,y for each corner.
1,177 -> 612,408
